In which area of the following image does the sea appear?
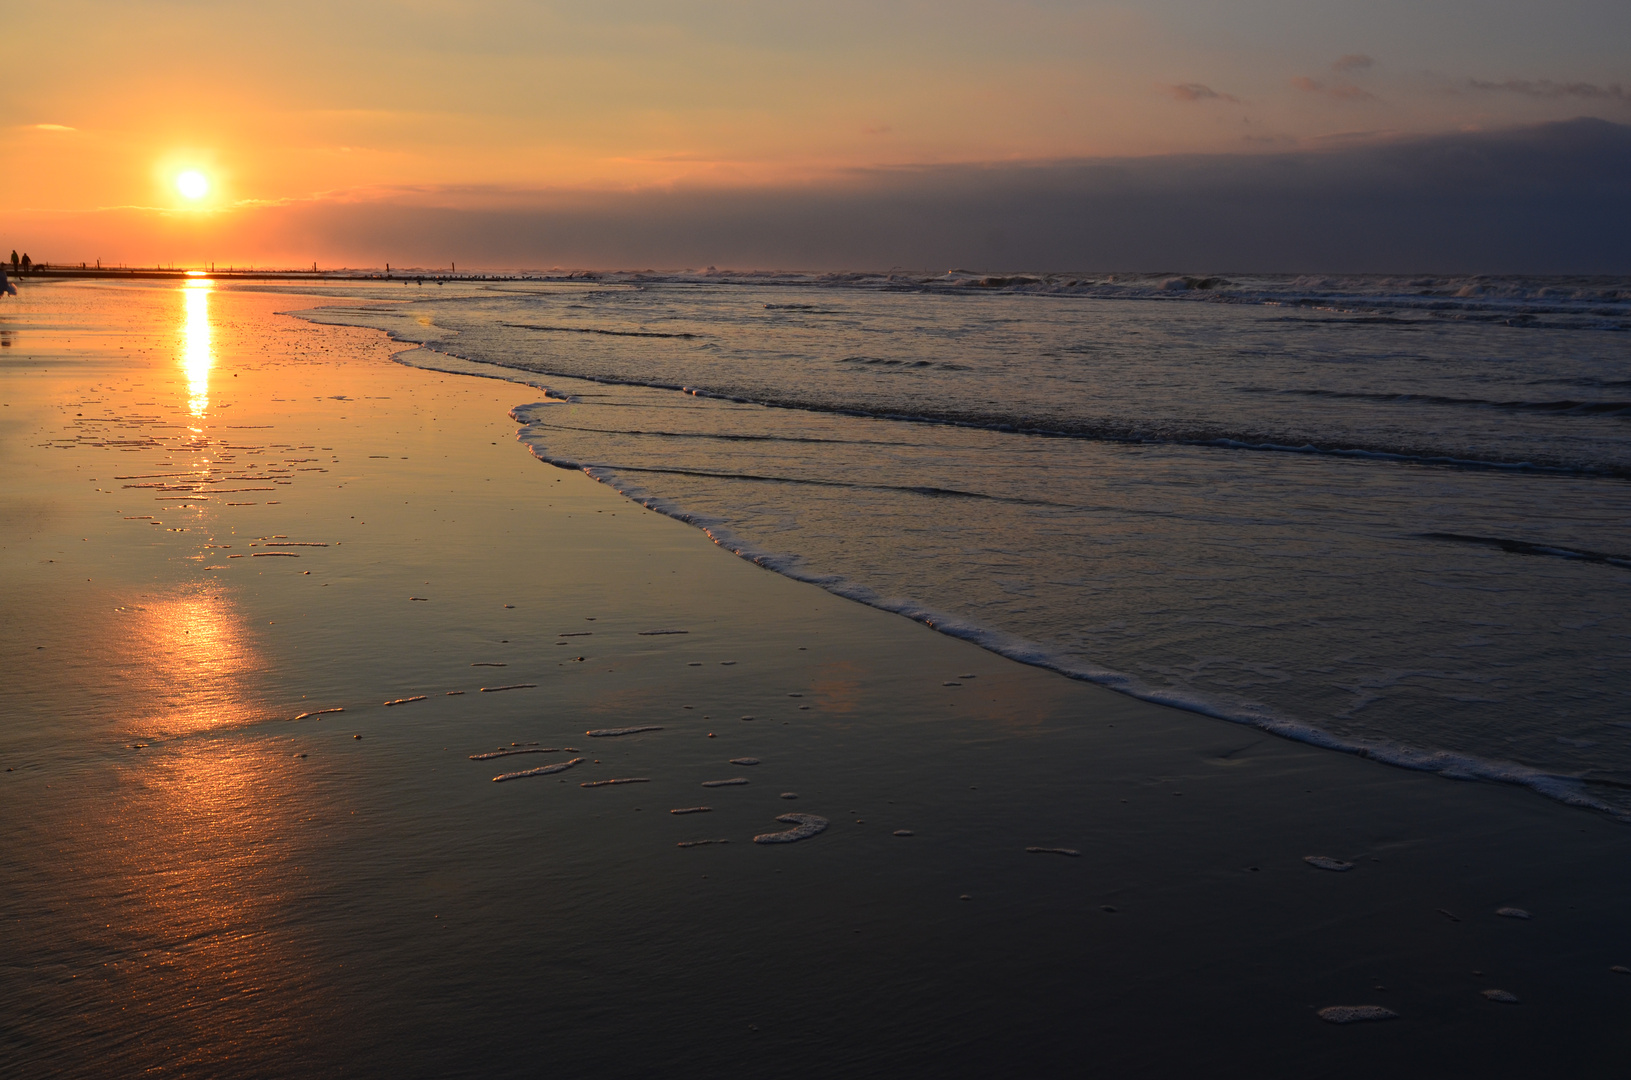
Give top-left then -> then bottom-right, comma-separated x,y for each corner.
302,269 -> 1631,817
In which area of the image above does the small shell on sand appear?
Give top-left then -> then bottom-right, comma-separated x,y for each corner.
1496,907 -> 1532,919
1481,989 -> 1520,1003
384,696 -> 428,706
468,748 -> 561,760
728,757 -> 760,766
677,839 -> 729,847
753,813 -> 829,844
1026,846 -> 1082,857
702,778 -> 749,788
1317,1006 -> 1398,1024
292,707 -> 344,720
671,806 -> 712,815
480,684 -> 536,692
492,757 -> 582,782
893,829 -> 914,837
780,792 -> 798,799
1304,856 -> 1354,872
581,777 -> 650,787
586,726 -> 663,737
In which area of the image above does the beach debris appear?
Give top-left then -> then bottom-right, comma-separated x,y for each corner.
251,551 -> 298,557
780,792 -> 798,799
639,629 -> 688,635
384,695 -> 427,706
1611,966 -> 1629,974
587,726 -> 663,737
677,839 -> 729,847
942,681 -> 961,686
893,829 -> 914,837
409,596 -> 428,601
1437,909 -> 1462,922
959,895 -> 973,901
729,757 -> 760,766
582,777 -> 649,787
492,757 -> 582,782
720,661 -> 736,666
1026,846 -> 1082,857
480,684 -> 536,692
753,813 -> 828,844
703,778 -> 749,788
471,662 -> 507,667
1495,907 -> 1532,919
292,707 -> 344,721
1481,989 -> 1520,1004
468,748 -> 564,760
1099,905 -> 1118,913
1317,1006 -> 1397,1024
671,806 -> 712,815
354,735 -> 362,739
446,690 -> 465,696
740,715 -> 754,721
1304,856 -> 1354,872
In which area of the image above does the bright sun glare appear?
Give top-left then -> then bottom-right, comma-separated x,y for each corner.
176,170 -> 209,199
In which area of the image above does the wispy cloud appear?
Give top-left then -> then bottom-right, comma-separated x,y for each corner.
31,123 -> 76,132
1468,79 -> 1628,101
1332,54 -> 1375,73
1291,77 -> 1373,101
1169,83 -> 1238,103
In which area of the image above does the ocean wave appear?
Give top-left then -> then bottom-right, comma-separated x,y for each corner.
509,407 -> 1631,823
1420,532 -> 1631,569
1258,387 -> 1631,418
505,374 -> 1631,479
475,268 -> 1631,328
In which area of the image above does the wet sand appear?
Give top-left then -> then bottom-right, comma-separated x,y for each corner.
2,279 -> 1629,1078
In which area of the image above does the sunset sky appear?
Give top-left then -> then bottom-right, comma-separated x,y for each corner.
4,0 -> 1628,269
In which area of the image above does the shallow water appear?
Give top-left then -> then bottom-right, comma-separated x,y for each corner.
301,272 -> 1631,815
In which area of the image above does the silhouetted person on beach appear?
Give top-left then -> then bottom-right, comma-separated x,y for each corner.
1,262 -> 15,297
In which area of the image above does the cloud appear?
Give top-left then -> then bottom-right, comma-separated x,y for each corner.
1169,83 -> 1238,103
1292,76 -> 1373,101
14,119 -> 1631,275
1332,54 -> 1375,73
31,123 -> 76,132
1468,79 -> 1628,102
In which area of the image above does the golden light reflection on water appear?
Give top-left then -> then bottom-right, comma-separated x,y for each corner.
131,588 -> 260,736
181,279 -> 214,421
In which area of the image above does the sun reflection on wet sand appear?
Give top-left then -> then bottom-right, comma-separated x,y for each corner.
126,588 -> 264,737
181,279 -> 214,422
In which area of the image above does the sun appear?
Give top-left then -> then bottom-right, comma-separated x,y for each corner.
176,170 -> 209,199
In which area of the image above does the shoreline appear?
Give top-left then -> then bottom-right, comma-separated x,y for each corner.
370,340 -> 1631,825
3,278 -> 1630,1077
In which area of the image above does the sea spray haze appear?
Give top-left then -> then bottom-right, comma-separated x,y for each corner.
304,270 -> 1631,814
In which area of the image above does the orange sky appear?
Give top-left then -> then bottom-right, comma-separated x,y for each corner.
3,1 -> 1627,266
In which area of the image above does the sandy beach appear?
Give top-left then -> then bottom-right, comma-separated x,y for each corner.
3,279 -> 1629,1078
